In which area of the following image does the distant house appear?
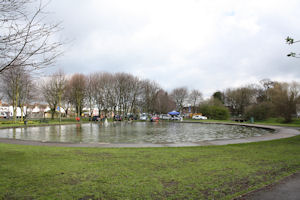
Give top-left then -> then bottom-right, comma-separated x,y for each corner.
27,104 -> 49,118
0,104 -> 26,118
0,102 -> 9,118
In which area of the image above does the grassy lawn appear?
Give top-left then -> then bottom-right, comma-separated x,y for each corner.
0,118 -> 90,128
1,135 -> 300,199
185,118 -> 300,127
254,118 -> 300,127
185,119 -> 234,124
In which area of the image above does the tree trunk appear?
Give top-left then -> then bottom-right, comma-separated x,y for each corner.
58,92 -> 62,123
21,105 -> 24,121
89,99 -> 92,117
51,108 -> 55,120
13,90 -> 19,123
77,105 -> 80,118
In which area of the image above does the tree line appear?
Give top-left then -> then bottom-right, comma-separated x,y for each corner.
39,71 -> 203,120
0,68 -> 204,121
208,79 -> 300,122
2,66 -> 300,123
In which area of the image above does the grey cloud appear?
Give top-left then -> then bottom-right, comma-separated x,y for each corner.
46,0 -> 300,98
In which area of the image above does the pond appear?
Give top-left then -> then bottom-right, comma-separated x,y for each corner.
0,122 -> 274,144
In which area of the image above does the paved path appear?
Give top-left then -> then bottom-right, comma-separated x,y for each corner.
237,172 -> 300,200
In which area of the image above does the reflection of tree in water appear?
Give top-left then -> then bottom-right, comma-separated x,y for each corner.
13,128 -> 16,139
0,123 -> 273,143
76,124 -> 83,142
48,126 -> 58,141
58,125 -> 61,136
89,123 -> 94,137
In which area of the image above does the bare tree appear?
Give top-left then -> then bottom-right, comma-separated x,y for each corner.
170,87 -> 188,112
41,80 -> 57,119
54,70 -> 66,122
68,74 -> 86,117
189,89 -> 203,113
0,0 -> 63,74
106,74 -> 118,114
86,74 -> 96,117
114,73 -> 141,117
154,90 -> 176,113
92,72 -> 115,117
0,66 -> 32,122
257,79 -> 275,102
1,68 -> 22,122
127,74 -> 141,115
224,86 -> 257,116
41,71 -> 66,119
269,82 -> 300,122
139,79 -> 161,113
61,84 -> 72,117
114,73 -> 126,115
18,72 -> 36,121
88,72 -> 143,118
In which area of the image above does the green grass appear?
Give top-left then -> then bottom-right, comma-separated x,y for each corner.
0,118 -> 90,128
254,118 -> 300,127
1,135 -> 300,199
185,117 -> 300,127
185,119 -> 234,123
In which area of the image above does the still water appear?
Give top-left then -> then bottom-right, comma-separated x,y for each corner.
0,122 -> 273,144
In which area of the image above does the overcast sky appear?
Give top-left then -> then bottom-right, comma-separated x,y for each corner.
45,0 -> 300,97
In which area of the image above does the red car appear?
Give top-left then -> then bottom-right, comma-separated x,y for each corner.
150,116 -> 160,122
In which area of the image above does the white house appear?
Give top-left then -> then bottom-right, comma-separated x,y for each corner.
0,105 -> 26,118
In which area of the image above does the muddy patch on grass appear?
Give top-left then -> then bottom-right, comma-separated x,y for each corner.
161,179 -> 179,188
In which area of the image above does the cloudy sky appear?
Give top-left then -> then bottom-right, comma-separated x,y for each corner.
46,0 -> 300,97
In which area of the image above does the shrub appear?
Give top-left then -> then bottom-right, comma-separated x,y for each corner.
199,104 -> 230,120
245,102 -> 275,121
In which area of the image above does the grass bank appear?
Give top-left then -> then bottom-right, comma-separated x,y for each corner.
0,118 -> 90,128
185,118 -> 300,127
254,118 -> 300,127
1,135 -> 300,199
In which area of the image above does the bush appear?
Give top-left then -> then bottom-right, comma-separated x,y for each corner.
245,102 -> 275,121
199,104 -> 230,120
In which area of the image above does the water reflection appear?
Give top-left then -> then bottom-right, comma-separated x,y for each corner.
0,122 -> 273,144
13,128 -> 16,139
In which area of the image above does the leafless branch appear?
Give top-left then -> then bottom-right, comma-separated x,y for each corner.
0,0 -> 63,74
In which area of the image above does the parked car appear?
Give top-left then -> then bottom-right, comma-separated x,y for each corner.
0,112 -> 7,118
192,115 -> 207,120
150,116 -> 160,122
170,115 -> 183,120
140,115 -> 148,120
114,115 -> 122,121
160,114 -> 171,120
92,116 -> 100,121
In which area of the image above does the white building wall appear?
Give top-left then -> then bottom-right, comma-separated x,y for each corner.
8,106 -> 26,117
